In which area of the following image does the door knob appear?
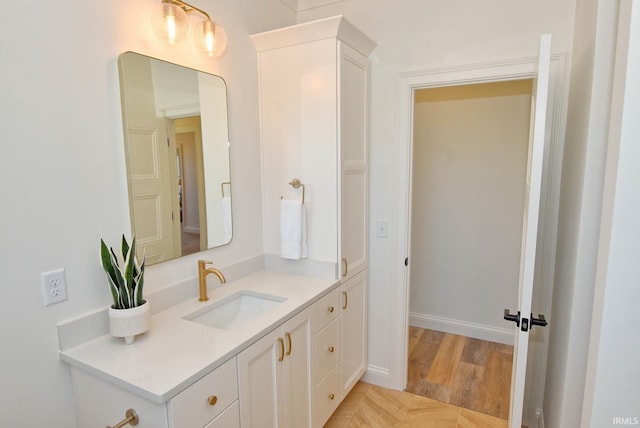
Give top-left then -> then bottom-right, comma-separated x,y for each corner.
530,313 -> 548,328
503,309 -> 521,327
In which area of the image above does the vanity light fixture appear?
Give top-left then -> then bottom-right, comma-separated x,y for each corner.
153,0 -> 228,57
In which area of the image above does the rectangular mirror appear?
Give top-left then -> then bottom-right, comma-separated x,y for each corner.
118,52 -> 232,265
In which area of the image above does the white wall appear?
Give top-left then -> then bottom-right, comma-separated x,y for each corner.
582,0 -> 640,424
296,0 -> 576,387
543,0 -> 620,425
409,81 -> 531,338
0,1 -> 295,427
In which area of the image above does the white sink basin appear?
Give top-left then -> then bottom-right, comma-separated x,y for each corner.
184,291 -> 287,329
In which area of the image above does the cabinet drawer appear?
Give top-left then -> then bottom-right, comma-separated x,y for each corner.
169,357 -> 238,428
315,317 -> 340,382
315,364 -> 340,427
204,400 -> 240,428
311,288 -> 340,332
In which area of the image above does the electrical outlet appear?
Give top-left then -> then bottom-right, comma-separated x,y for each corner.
41,268 -> 68,306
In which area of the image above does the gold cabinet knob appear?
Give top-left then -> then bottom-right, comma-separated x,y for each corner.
329,393 -> 335,400
208,395 -> 218,406
328,346 -> 335,353
328,306 -> 334,313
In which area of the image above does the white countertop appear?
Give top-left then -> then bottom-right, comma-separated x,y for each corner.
59,270 -> 339,404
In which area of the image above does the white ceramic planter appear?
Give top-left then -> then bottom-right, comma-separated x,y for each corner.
109,300 -> 150,345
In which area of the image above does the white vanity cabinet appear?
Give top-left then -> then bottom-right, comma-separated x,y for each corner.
252,16 -> 373,424
237,308 -> 312,428
69,357 -> 239,428
338,41 -> 369,283
252,16 -> 375,276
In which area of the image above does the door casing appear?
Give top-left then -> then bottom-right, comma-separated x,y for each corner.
386,53 -> 568,426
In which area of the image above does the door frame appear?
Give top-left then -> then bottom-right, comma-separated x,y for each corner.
389,53 -> 568,424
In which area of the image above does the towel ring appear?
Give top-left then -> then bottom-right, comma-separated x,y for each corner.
282,179 -> 305,204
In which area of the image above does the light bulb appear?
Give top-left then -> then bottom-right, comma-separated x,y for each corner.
152,2 -> 190,44
197,20 -> 227,57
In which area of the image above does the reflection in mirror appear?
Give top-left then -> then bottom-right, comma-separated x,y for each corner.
118,52 -> 232,266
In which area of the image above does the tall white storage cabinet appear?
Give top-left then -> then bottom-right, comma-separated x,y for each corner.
252,15 -> 374,426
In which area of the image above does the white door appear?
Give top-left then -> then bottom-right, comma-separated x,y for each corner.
127,126 -> 176,264
120,53 -> 177,264
505,34 -> 552,428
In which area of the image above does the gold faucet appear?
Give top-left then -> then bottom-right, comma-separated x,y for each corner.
198,260 -> 226,302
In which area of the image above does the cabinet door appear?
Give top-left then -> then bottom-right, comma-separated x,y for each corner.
340,270 -> 368,399
338,42 -> 369,281
281,310 -> 312,428
237,329 -> 284,428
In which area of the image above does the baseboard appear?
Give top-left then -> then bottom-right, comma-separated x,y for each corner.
361,364 -> 393,389
183,227 -> 200,234
410,312 -> 514,345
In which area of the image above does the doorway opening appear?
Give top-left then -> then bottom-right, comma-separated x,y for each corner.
391,49 -> 565,428
404,80 -> 533,420
172,115 -> 207,257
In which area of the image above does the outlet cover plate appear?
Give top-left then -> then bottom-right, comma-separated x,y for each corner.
41,268 -> 68,306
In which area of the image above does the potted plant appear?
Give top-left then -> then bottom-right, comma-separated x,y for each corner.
100,235 -> 149,344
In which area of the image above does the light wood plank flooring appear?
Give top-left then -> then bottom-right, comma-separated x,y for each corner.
406,327 -> 513,420
325,381 -> 508,428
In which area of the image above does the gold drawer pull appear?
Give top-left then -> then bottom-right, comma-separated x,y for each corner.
285,332 -> 292,356
328,306 -> 334,313
342,258 -> 348,277
329,393 -> 335,400
328,346 -> 335,353
278,337 -> 285,361
342,291 -> 348,310
208,395 -> 218,406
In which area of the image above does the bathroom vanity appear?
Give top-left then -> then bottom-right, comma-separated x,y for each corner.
61,270 -> 347,428
60,15 -> 374,428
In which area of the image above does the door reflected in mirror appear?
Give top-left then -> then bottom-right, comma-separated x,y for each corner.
118,52 -> 232,265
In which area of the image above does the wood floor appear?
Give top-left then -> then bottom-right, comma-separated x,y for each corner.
325,381 -> 508,428
406,327 -> 513,420
181,230 -> 200,255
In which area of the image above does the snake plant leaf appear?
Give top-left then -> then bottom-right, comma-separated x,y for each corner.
109,247 -> 127,308
133,242 -> 145,307
121,234 -> 130,264
123,238 -> 136,309
100,239 -> 121,308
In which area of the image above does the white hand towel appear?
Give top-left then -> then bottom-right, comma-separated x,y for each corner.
281,199 -> 308,260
